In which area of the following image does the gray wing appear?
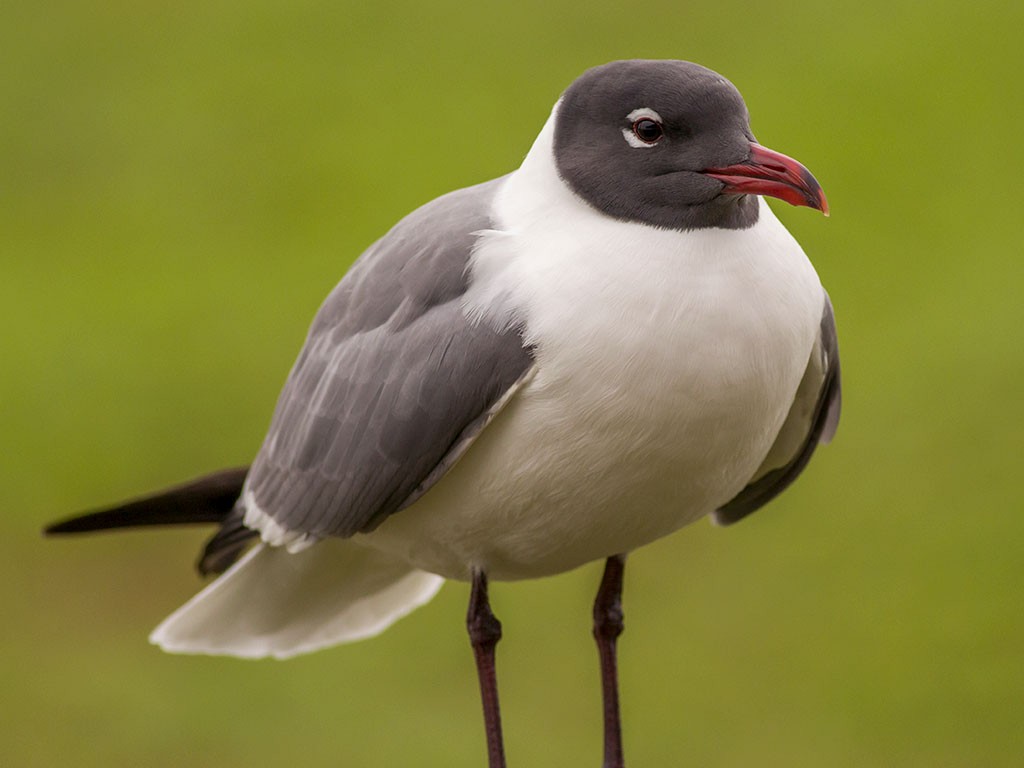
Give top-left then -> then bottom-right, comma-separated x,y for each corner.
713,292 -> 841,525
244,176 -> 534,540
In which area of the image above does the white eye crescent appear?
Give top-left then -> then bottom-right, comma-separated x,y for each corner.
622,107 -> 664,148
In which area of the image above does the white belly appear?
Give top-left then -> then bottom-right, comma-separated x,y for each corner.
362,189 -> 823,581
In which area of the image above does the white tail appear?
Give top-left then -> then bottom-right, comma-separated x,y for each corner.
150,540 -> 445,659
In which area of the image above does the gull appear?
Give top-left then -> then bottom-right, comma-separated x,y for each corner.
46,59 -> 841,768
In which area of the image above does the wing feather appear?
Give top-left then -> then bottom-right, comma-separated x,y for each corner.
244,177 -> 534,541
713,292 -> 841,525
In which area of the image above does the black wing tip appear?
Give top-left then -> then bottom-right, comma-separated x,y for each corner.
197,511 -> 258,576
41,466 -> 250,538
710,504 -> 756,527
41,505 -> 223,537
43,516 -> 100,536
42,521 -> 72,536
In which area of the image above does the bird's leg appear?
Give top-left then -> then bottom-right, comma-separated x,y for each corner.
467,570 -> 506,768
593,554 -> 627,768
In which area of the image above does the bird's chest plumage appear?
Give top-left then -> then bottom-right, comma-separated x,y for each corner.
366,192 -> 822,581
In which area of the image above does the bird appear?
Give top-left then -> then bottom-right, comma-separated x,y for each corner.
45,59 -> 841,768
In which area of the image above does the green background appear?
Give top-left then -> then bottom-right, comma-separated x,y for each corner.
3,1 -> 1022,766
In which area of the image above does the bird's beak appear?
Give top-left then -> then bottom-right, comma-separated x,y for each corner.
703,143 -> 829,216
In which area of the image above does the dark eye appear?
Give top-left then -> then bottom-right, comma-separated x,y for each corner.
632,118 -> 663,144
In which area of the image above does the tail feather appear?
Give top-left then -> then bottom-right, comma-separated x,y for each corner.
44,467 -> 248,534
150,539 -> 445,659
44,467 -> 442,655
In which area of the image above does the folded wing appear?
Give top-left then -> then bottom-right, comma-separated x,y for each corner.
713,292 -> 841,525
241,177 -> 535,548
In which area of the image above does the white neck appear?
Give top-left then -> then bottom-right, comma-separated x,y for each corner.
498,104 -> 581,223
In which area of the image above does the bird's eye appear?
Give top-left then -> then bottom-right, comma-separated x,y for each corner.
632,118 -> 663,144
621,108 -> 665,148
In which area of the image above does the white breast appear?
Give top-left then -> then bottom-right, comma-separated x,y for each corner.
362,109 -> 824,581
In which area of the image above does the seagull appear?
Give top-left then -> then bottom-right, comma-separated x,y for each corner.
46,59 -> 840,768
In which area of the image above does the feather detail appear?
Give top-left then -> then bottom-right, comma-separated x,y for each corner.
150,539 -> 444,659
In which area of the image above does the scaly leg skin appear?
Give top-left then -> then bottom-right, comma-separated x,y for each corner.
468,570 -> 506,768
593,554 -> 627,768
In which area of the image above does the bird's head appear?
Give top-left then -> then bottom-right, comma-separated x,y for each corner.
553,59 -> 828,231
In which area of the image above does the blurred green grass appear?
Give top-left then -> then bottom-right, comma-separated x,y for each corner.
3,1 -> 1022,766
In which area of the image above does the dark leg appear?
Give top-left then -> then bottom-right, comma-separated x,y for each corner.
467,570 -> 506,768
593,554 -> 627,768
